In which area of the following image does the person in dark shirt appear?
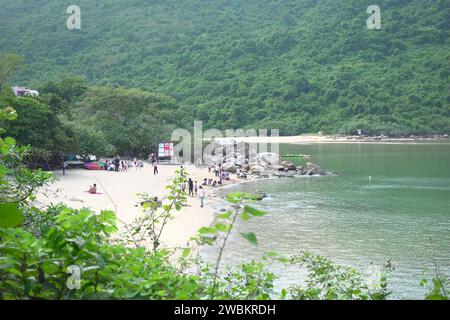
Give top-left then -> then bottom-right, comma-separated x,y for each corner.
188,178 -> 194,196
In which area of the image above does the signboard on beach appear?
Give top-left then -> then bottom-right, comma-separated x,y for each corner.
158,142 -> 174,159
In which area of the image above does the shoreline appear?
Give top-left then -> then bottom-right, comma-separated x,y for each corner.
212,134 -> 450,145
35,164 -> 251,251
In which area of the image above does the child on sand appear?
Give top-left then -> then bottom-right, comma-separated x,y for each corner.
88,184 -> 97,194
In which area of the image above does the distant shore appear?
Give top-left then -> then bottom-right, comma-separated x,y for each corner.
213,134 -> 450,145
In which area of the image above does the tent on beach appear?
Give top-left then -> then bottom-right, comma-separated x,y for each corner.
84,161 -> 106,171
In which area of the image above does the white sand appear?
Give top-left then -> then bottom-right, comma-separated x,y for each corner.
36,164 -> 230,249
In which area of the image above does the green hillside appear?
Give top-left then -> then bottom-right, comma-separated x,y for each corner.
0,0 -> 449,135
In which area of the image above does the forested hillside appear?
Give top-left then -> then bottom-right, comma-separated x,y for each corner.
0,0 -> 449,135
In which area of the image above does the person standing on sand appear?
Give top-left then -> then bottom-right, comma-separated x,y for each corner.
62,160 -> 68,175
188,178 -> 194,196
114,156 -> 120,172
180,165 -> 185,177
214,164 -> 219,177
198,186 -> 205,208
153,159 -> 159,175
194,181 -> 198,196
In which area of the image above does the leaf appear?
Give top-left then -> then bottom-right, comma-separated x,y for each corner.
214,223 -> 229,232
241,232 -> 258,245
225,193 -> 243,204
4,137 -> 15,146
0,165 -> 8,178
87,251 -> 106,269
243,206 -> 266,217
217,211 -> 232,220
182,248 -> 191,258
241,211 -> 251,221
198,227 -> 216,235
0,203 -> 25,228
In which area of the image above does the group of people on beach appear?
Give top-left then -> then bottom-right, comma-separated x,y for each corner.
178,165 -> 206,208
205,163 -> 231,187
103,156 -> 145,172
79,156 -> 234,209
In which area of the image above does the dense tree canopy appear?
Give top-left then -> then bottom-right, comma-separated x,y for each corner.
0,0 -> 449,137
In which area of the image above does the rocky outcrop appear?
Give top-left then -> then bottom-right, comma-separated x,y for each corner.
282,161 -> 297,171
204,141 -> 330,179
239,160 -> 328,178
254,152 -> 279,166
249,164 -> 266,174
222,162 -> 237,173
304,162 -> 326,175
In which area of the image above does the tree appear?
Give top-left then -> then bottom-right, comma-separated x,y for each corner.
76,87 -> 179,156
40,75 -> 88,104
0,53 -> 24,90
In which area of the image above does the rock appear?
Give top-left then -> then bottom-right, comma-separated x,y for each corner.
271,165 -> 285,171
234,155 -> 246,166
303,162 -> 327,176
306,168 -> 319,175
222,162 -> 237,173
250,165 -> 265,174
241,164 -> 251,172
203,154 -> 223,165
281,160 -> 297,171
256,159 -> 272,168
274,171 -> 296,178
286,164 -> 297,171
305,162 -> 320,170
254,191 -> 267,200
254,152 -> 279,166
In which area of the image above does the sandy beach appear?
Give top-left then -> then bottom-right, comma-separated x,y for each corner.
36,164 -> 234,250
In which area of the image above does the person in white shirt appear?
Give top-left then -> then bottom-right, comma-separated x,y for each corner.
198,186 -> 206,208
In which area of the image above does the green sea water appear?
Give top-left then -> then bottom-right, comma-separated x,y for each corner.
208,142 -> 450,299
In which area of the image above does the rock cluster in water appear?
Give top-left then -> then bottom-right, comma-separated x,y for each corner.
210,151 -> 330,178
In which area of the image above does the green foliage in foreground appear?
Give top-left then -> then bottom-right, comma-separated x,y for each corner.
0,186 -> 447,300
1,0 -> 449,135
0,208 -> 200,300
0,109 -> 449,300
0,205 -> 391,300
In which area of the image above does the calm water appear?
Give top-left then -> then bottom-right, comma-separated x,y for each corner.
206,143 -> 450,299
